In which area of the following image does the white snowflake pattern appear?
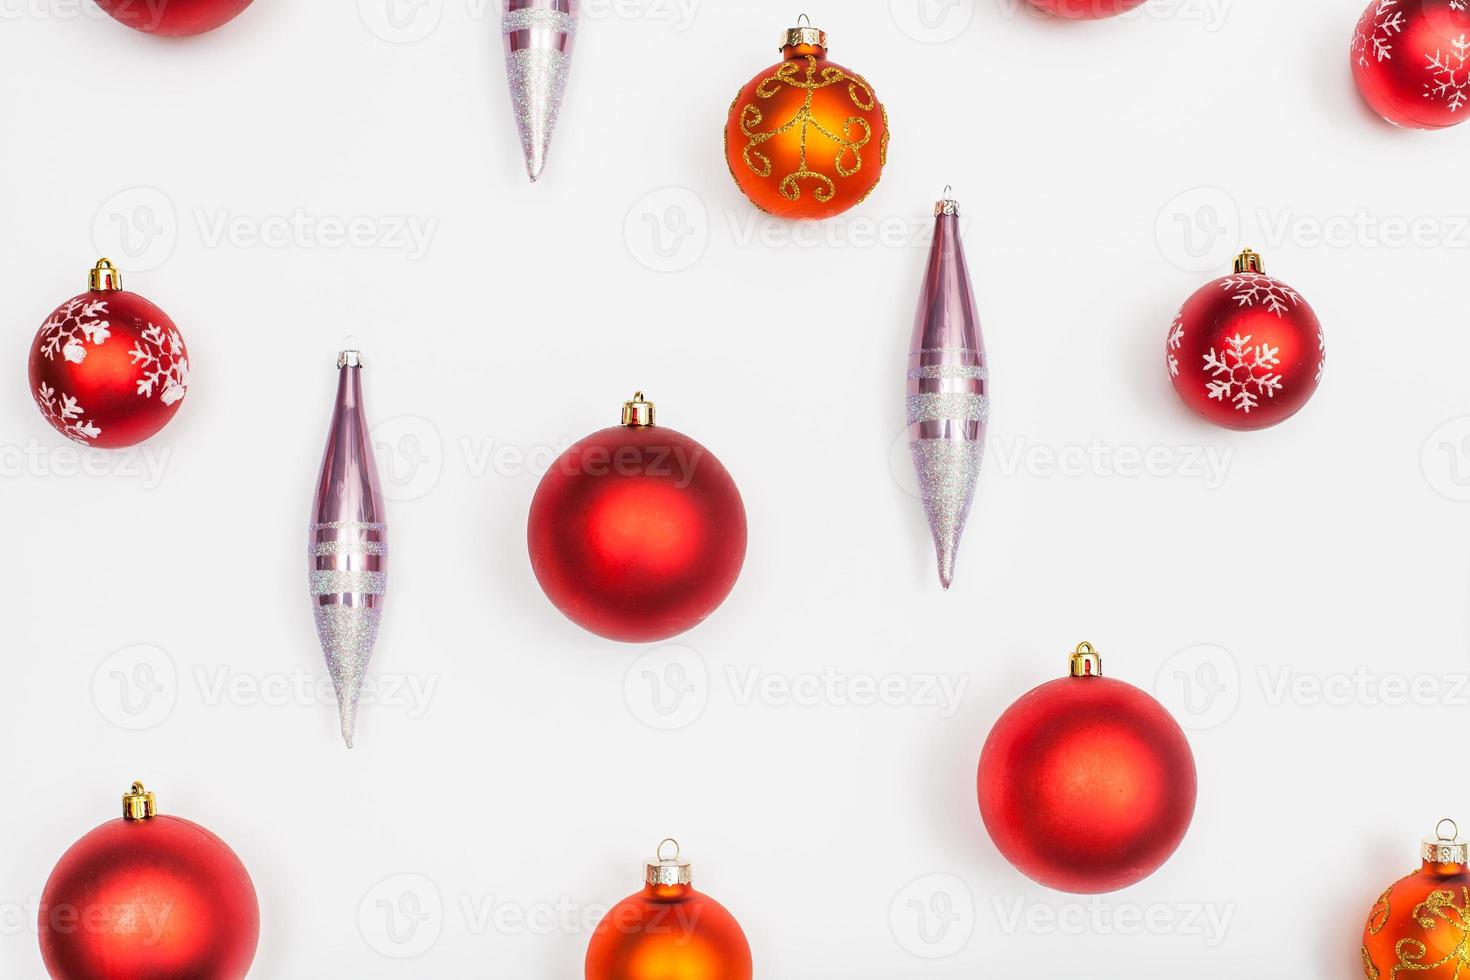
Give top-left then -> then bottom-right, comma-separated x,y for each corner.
129,323 -> 190,405
1425,34 -> 1470,112
37,298 -> 112,364
1202,334 -> 1284,414
1218,272 -> 1302,318
1353,0 -> 1405,66
34,382 -> 102,443
1166,308 -> 1184,378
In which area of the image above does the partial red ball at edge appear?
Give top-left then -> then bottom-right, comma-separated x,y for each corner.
1026,0 -> 1150,19
528,423 -> 747,643
93,0 -> 256,36
39,814 -> 259,980
1352,0 -> 1470,130
978,674 -> 1197,894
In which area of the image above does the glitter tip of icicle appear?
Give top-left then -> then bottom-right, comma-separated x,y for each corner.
938,550 -> 956,591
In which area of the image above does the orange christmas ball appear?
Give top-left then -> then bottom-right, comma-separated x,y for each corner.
723,19 -> 889,220
1362,820 -> 1470,978
586,840 -> 752,980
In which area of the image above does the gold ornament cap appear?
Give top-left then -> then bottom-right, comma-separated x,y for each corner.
122,781 -> 158,821
89,258 -> 123,292
645,838 -> 693,886
935,185 -> 959,217
338,350 -> 364,369
1423,819 -> 1468,865
783,14 -> 826,51
1233,248 -> 1264,274
1068,641 -> 1103,678
621,391 -> 656,427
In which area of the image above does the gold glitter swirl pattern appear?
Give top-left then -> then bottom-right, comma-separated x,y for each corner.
738,55 -> 876,204
1370,889 -> 1393,936
1388,888 -> 1470,978
1365,946 -> 1381,979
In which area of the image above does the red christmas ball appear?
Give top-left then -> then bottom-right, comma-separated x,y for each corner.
29,259 -> 190,449
528,394 -> 747,643
39,783 -> 259,980
977,643 -> 1197,894
1352,0 -> 1470,129
1026,0 -> 1149,19
93,0 -> 256,36
1165,249 -> 1324,431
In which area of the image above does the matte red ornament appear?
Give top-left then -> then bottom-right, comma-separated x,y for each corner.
1353,0 -> 1470,129
1026,0 -> 1149,19
39,782 -> 259,980
585,840 -> 753,980
29,259 -> 190,449
528,393 -> 746,643
93,0 -> 256,36
977,643 -> 1197,894
1166,249 -> 1324,431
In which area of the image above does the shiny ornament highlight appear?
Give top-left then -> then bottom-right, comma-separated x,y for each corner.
586,839 -> 753,980
93,0 -> 256,36
1352,0 -> 1470,129
1026,0 -> 1149,17
1361,819 -> 1470,978
309,351 -> 388,748
528,393 -> 746,643
1166,249 -> 1324,431
502,0 -> 577,180
908,189 -> 988,590
723,18 -> 888,220
29,259 -> 189,449
977,643 -> 1197,894
39,782 -> 259,980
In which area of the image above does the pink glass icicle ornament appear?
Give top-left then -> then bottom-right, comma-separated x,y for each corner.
907,189 -> 989,589
308,351 -> 387,747
502,0 -> 577,181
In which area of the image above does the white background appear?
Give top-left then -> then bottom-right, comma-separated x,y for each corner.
2,0 -> 1469,976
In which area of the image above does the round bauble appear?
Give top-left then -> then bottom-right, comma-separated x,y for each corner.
29,259 -> 190,448
724,19 -> 888,220
1353,0 -> 1470,129
39,783 -> 259,980
93,0 -> 256,36
977,643 -> 1197,894
528,393 -> 747,643
1026,0 -> 1150,17
1166,248 -> 1324,431
1362,820 -> 1470,978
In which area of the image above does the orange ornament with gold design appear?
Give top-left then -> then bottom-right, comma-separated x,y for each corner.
723,16 -> 889,220
1361,819 -> 1470,978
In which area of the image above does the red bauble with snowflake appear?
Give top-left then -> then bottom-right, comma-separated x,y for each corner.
1352,0 -> 1470,129
29,259 -> 190,449
93,0 -> 256,36
1165,249 -> 1324,431
528,393 -> 747,643
1026,0 -> 1149,18
977,643 -> 1197,895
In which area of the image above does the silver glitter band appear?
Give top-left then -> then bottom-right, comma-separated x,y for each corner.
503,9 -> 576,34
907,392 -> 991,425
313,521 -> 387,532
310,540 -> 388,558
907,364 -> 988,381
310,570 -> 387,596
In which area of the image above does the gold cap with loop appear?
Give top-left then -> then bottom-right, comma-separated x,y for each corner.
1423,819 -> 1469,865
1069,641 -> 1103,678
89,258 -> 123,292
646,838 -> 693,886
123,781 -> 157,821
621,391 -> 656,427
783,13 -> 827,51
1233,248 -> 1264,274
